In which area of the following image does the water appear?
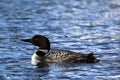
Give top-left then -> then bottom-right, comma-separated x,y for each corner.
0,0 -> 120,80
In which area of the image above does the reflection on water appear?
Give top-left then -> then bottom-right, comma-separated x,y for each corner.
0,0 -> 120,80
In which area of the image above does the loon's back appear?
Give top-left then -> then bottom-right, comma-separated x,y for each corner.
45,50 -> 97,63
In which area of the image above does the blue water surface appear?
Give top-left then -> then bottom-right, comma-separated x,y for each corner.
0,0 -> 120,80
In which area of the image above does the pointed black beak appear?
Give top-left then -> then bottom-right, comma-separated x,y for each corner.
21,39 -> 31,43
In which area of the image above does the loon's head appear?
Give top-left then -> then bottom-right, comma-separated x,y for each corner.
21,35 -> 50,51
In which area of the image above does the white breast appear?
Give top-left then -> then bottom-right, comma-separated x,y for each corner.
31,53 -> 42,65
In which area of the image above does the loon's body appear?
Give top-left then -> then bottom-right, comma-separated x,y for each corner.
22,35 -> 99,65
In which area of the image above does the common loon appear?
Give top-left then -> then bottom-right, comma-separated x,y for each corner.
21,35 -> 99,65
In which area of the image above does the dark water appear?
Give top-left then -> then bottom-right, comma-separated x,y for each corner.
0,0 -> 120,80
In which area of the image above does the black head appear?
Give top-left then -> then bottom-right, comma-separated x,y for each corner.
21,35 -> 50,51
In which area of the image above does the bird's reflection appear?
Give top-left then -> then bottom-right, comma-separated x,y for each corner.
35,62 -> 90,70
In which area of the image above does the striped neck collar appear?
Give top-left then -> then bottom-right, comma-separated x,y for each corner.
38,48 -> 49,53
37,48 -> 50,57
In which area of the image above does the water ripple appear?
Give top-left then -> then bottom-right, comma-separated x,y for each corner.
0,0 -> 120,80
